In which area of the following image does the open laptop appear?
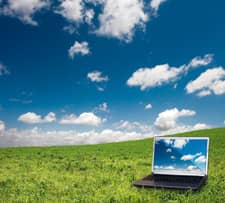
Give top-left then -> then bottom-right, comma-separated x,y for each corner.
133,137 -> 209,190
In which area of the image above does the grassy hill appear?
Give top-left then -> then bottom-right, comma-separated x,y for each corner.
0,128 -> 224,202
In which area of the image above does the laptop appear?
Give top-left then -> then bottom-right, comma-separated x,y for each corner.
133,137 -> 209,190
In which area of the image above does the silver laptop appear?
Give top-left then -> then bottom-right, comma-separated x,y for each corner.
133,137 -> 209,190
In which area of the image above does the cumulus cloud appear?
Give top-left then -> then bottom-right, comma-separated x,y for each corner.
159,123 -> 211,136
96,0 -> 148,42
0,120 -> 5,132
145,103 -> 152,109
127,64 -> 183,90
68,41 -> 90,59
18,112 -> 42,124
127,54 -> 213,91
173,139 -> 188,149
166,148 -> 172,152
195,155 -> 206,163
150,0 -> 167,13
154,108 -> 196,131
186,54 -> 213,70
186,165 -> 197,171
95,102 -> 109,113
55,0 -> 83,23
180,152 -> 201,161
18,112 -> 56,124
115,120 -> 153,133
0,0 -> 50,26
164,166 -> 175,170
193,123 -> 210,130
196,90 -> 211,97
87,71 -> 108,82
186,67 -> 225,97
0,127 -> 152,147
59,112 -> 103,126
163,139 -> 172,145
154,165 -> 175,170
84,9 -> 94,24
55,0 -> 95,26
0,63 -> 10,75
44,112 -> 56,123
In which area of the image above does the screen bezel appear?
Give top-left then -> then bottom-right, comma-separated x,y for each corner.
151,137 -> 209,176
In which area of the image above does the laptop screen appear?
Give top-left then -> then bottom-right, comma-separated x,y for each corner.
152,137 -> 209,176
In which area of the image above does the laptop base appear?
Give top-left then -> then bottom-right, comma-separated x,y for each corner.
133,174 -> 207,190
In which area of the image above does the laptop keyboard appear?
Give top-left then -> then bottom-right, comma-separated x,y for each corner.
134,174 -> 206,189
143,174 -> 204,185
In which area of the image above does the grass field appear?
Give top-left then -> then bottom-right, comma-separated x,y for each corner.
0,128 -> 224,202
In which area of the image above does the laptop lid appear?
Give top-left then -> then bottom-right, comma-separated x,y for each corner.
152,137 -> 209,176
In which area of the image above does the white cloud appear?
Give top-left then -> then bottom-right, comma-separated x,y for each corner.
186,67 -> 225,96
59,112 -> 103,126
63,25 -> 77,34
44,112 -> 56,123
18,112 -> 56,124
0,116 -> 211,147
127,64 -> 184,90
173,139 -> 188,149
68,41 -> 90,59
145,103 -> 152,109
96,102 -> 109,113
150,0 -> 167,13
55,0 -> 83,23
170,155 -> 175,159
159,123 -> 211,136
186,54 -> 213,69
0,127 -> 152,147
193,123 -> 210,130
154,165 -> 172,169
87,71 -> 108,82
197,90 -> 211,97
0,120 -> 5,132
127,54 -> 213,91
115,120 -> 153,133
115,120 -> 135,130
166,148 -> 172,152
96,0 -> 148,42
84,9 -> 94,24
186,165 -> 197,171
195,155 -> 206,163
224,120 -> 225,125
0,0 -> 49,26
97,87 -> 105,92
163,139 -> 172,145
154,108 -> 196,131
18,112 -> 42,124
56,0 -> 94,25
164,166 -> 175,170
181,153 -> 201,161
0,63 -> 10,75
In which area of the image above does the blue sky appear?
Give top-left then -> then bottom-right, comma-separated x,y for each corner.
0,0 -> 225,147
153,138 -> 208,175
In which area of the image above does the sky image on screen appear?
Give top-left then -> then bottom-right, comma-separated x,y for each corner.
153,138 -> 208,176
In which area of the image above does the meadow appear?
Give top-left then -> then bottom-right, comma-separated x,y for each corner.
0,128 -> 224,203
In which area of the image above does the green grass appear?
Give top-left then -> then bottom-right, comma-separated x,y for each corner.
0,128 -> 224,203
